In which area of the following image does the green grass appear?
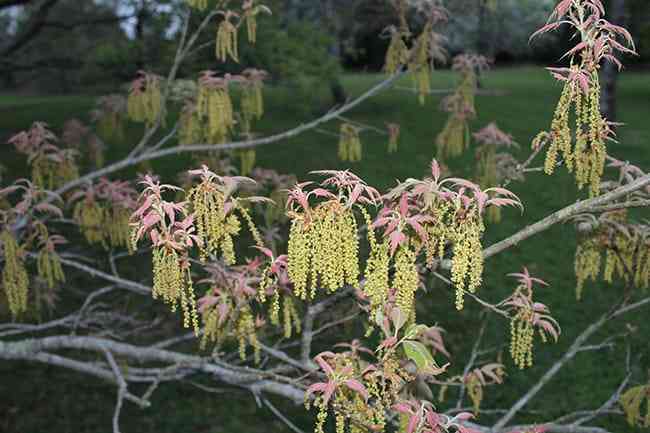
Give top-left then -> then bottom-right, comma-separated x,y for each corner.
1,67 -> 650,432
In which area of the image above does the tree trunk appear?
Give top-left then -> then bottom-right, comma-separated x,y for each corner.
134,2 -> 149,70
600,0 -> 626,121
323,0 -> 348,104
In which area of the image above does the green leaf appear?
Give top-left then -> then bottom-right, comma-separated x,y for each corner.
402,340 -> 448,375
404,324 -> 429,340
403,340 -> 435,370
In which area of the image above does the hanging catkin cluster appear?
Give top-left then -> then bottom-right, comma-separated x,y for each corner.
197,72 -> 235,143
436,57 -> 481,160
448,209 -> 485,310
504,269 -> 559,370
466,373 -> 484,415
532,0 -> 637,197
186,165 -> 264,264
92,95 -> 126,144
280,295 -> 301,338
73,197 -> 105,245
127,72 -> 163,126
1,230 -> 29,317
235,306 -> 261,362
70,180 -> 136,251
241,69 -> 267,125
574,235 -> 601,300
620,384 -> 650,428
31,149 -> 79,190
383,27 -> 409,76
573,211 -> 650,299
381,161 -> 520,311
541,70 -> 607,197
187,170 -> 241,264
262,265 -> 302,338
238,149 -> 256,176
382,0 -> 410,75
305,353 -> 383,433
130,175 -> 203,334
288,204 -> 360,299
286,172 -> 379,300
242,1 -> 269,44
199,260 -> 269,362
338,123 -> 362,162
361,208 -> 390,320
36,248 -> 65,290
152,246 -> 199,332
34,224 -> 65,290
216,11 -> 239,62
8,123 -> 79,190
414,192 -> 485,311
393,245 -> 419,320
510,307 -> 534,369
408,21 -> 433,105
179,101 -> 203,145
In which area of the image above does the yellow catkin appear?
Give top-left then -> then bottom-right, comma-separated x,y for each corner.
152,247 -> 199,334
362,209 -> 390,319
36,248 -> 65,289
384,30 -> 409,75
245,13 -> 257,44
74,200 -> 106,246
544,71 -> 607,197
31,152 -> 78,190
436,68 -> 477,159
287,219 -> 313,299
634,242 -> 650,289
242,81 -> 264,122
393,246 -> 418,318
476,146 -> 501,224
128,74 -> 163,126
436,115 -> 469,160
313,398 -> 328,433
408,21 -> 433,105
467,373 -> 483,415
107,207 -> 133,251
96,110 -> 125,144
1,230 -> 29,317
288,206 -> 360,300
574,237 -> 602,300
335,413 -> 345,433
179,103 -> 204,145
187,181 -> 242,264
282,295 -> 293,338
238,149 -> 256,176
450,215 -> 484,310
510,309 -> 534,369
620,384 -> 650,427
338,124 -> 362,162
235,307 -> 260,363
197,84 -> 234,143
200,307 -> 222,350
216,16 -> 239,62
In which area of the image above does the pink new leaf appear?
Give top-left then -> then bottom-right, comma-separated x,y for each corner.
343,379 -> 368,401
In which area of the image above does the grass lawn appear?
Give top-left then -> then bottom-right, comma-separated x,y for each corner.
1,66 -> 649,433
